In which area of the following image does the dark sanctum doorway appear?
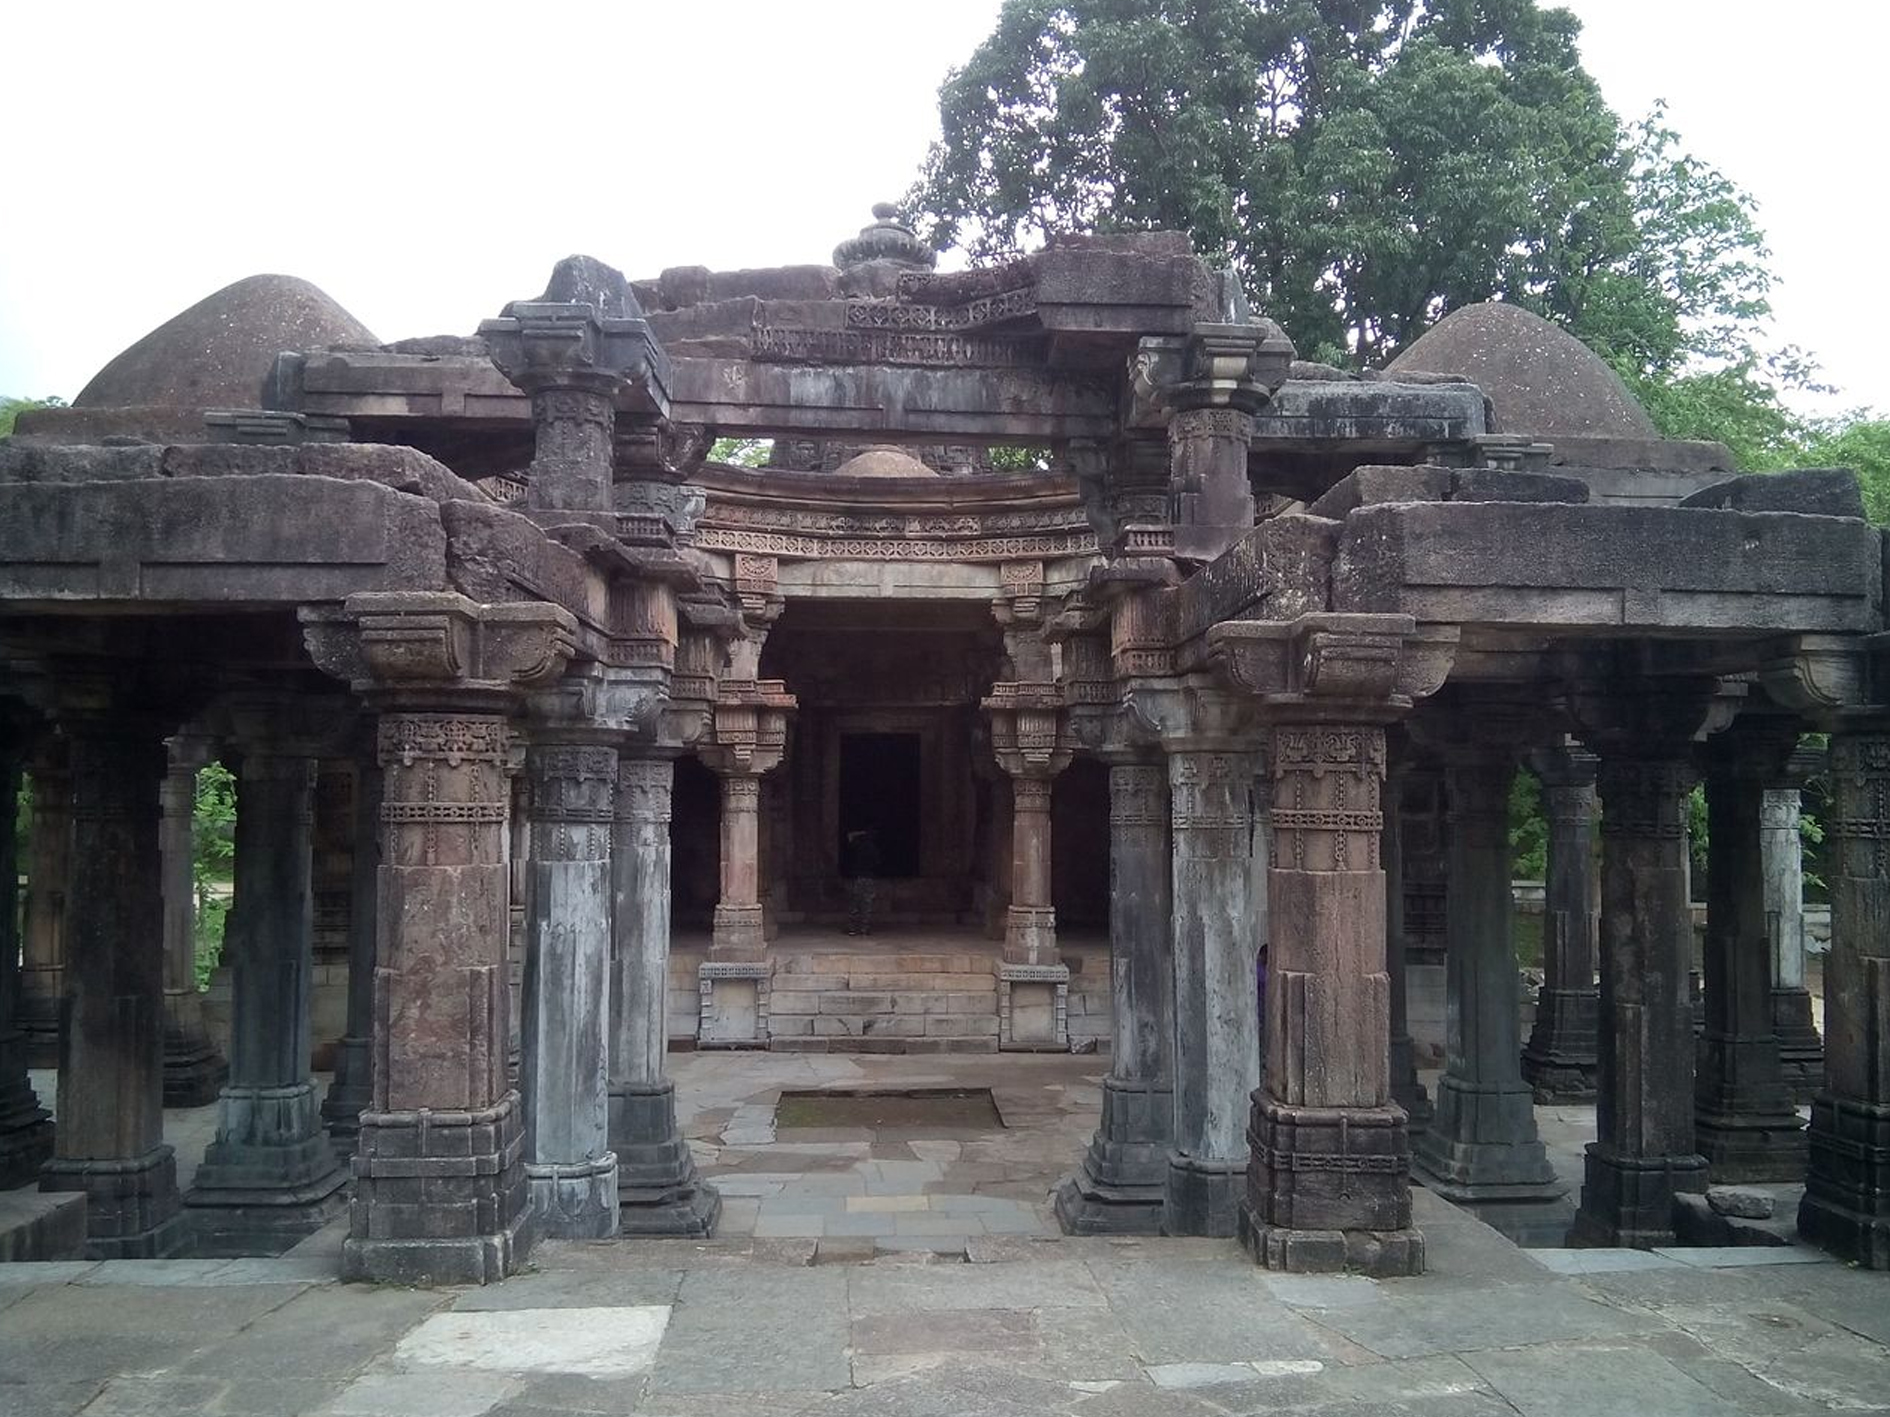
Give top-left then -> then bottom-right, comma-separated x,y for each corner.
837,732 -> 922,879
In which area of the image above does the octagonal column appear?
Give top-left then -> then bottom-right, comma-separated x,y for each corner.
985,681 -> 1073,1049
612,754 -> 718,1234
1765,777 -> 1825,1098
322,747 -> 379,1154
0,714 -> 53,1190
519,739 -> 619,1239
1383,747 -> 1432,1136
1057,759 -> 1174,1233
1522,747 -> 1600,1102
1164,744 -> 1260,1236
1571,683 -> 1715,1248
710,770 -> 766,960
17,736 -> 71,1068
184,713 -> 349,1256
40,708 -> 183,1257
1799,722 -> 1890,1267
159,733 -> 227,1107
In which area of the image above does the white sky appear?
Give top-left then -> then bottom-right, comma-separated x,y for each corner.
1,0 -> 1881,416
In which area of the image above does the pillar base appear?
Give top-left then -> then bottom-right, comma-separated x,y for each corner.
1162,1153 -> 1245,1238
1694,1035 -> 1808,1184
1003,905 -> 1057,964
997,963 -> 1068,1051
184,1083 -> 351,1256
1246,1101 -> 1422,1271
527,1155 -> 620,1241
1389,1032 -> 1433,1137
41,1145 -> 186,1259
1771,987 -> 1825,1101
698,961 -> 771,1048
1054,1078 -> 1171,1235
1798,1095 -> 1890,1269
161,1004 -> 229,1110
1521,987 -> 1599,1102
320,1036 -> 373,1157
0,1081 -> 53,1191
1412,1077 -> 1563,1198
612,1082 -> 721,1237
341,1093 -> 532,1286
1569,1142 -> 1708,1249
710,904 -> 767,960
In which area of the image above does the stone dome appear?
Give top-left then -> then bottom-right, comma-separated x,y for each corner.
832,445 -> 940,479
1387,301 -> 1657,440
74,274 -> 377,410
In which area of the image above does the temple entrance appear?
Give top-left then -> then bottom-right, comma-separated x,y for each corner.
836,732 -> 922,880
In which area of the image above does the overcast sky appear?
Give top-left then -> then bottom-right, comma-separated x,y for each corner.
1,1 -> 1881,417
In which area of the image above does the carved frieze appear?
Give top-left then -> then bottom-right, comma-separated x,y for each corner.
751,327 -> 1046,369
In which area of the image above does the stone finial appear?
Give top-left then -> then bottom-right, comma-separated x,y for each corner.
832,203 -> 937,271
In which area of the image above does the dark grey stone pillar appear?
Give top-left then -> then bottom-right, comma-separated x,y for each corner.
1383,751 -> 1431,1136
1164,747 -> 1260,1237
1573,691 -> 1712,1249
520,740 -> 619,1239
39,715 -> 184,1257
1764,784 -> 1825,1098
611,755 -> 718,1234
0,716 -> 54,1189
321,752 -> 379,1154
1413,754 -> 1566,1240
159,735 -> 226,1108
1522,747 -> 1600,1102
1058,760 -> 1174,1233
1695,721 -> 1806,1182
17,737 -> 70,1069
1799,723 -> 1890,1268
184,738 -> 348,1254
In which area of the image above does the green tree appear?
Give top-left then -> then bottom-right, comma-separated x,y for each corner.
0,395 -> 66,437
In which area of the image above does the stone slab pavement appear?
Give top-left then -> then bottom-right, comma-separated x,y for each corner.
2,1053 -> 1887,1415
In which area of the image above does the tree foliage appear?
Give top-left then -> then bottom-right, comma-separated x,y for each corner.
0,395 -> 66,437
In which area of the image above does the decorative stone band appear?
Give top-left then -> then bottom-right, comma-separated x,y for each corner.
1830,731 -> 1890,879
1012,777 -> 1053,810
1108,765 -> 1167,826
1596,760 -> 1695,839
616,760 -> 674,826
723,776 -> 762,808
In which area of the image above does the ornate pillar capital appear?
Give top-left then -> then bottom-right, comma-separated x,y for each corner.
1208,613 -> 1458,727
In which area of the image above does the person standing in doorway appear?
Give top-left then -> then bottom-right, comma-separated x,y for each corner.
844,827 -> 881,936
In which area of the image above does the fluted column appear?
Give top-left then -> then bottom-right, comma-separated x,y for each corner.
519,740 -> 619,1239
40,712 -> 183,1257
1057,760 -> 1173,1233
1765,785 -> 1825,1097
184,726 -> 349,1255
1799,723 -> 1890,1267
1522,747 -> 1600,1101
322,750 -> 379,1153
17,736 -> 71,1068
1571,689 -> 1712,1249
1164,746 -> 1260,1236
0,715 -> 53,1189
159,734 -> 226,1107
612,755 -> 718,1234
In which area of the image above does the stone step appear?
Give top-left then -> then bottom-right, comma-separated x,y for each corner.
0,1189 -> 87,1262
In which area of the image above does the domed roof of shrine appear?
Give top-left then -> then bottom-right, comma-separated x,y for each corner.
1387,301 -> 1657,440
74,274 -> 377,410
832,445 -> 941,479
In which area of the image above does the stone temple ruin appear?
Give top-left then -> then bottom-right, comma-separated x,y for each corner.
0,205 -> 1884,1283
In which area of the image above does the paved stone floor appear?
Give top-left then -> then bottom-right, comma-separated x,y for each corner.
4,1052 -> 1888,1416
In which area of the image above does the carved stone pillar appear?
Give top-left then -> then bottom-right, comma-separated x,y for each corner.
1694,719 -> 1807,1182
40,709 -> 183,1257
1056,760 -> 1173,1233
1765,778 -> 1825,1098
711,771 -> 766,959
1413,741 -> 1566,1241
302,592 -> 577,1284
985,680 -> 1073,1048
612,755 -> 718,1234
0,715 -> 53,1190
321,744 -> 379,1153
184,714 -> 349,1255
1160,320 -> 1291,565
160,733 -> 227,1107
1522,746 -> 1600,1102
1164,744 -> 1260,1236
18,735 -> 71,1068
1382,751 -> 1432,1136
1571,684 -> 1714,1249
1799,723 -> 1890,1268
519,739 -> 619,1239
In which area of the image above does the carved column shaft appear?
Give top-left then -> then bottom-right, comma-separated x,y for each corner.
1057,761 -> 1173,1234
18,739 -> 71,1067
1163,747 -> 1259,1237
0,723 -> 53,1190
1006,775 -> 1057,964
1523,749 -> 1600,1101
41,722 -> 183,1258
1168,405 -> 1257,565
159,736 -> 226,1107
711,771 -> 765,959
528,387 -> 615,511
1383,759 -> 1432,1134
519,740 -> 619,1239
322,750 -> 380,1150
612,755 -> 718,1235
1799,725 -> 1890,1267
1764,787 -> 1825,1096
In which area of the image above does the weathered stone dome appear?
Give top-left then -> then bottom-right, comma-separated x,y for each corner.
832,445 -> 939,479
1387,301 -> 1657,440
74,274 -> 377,410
